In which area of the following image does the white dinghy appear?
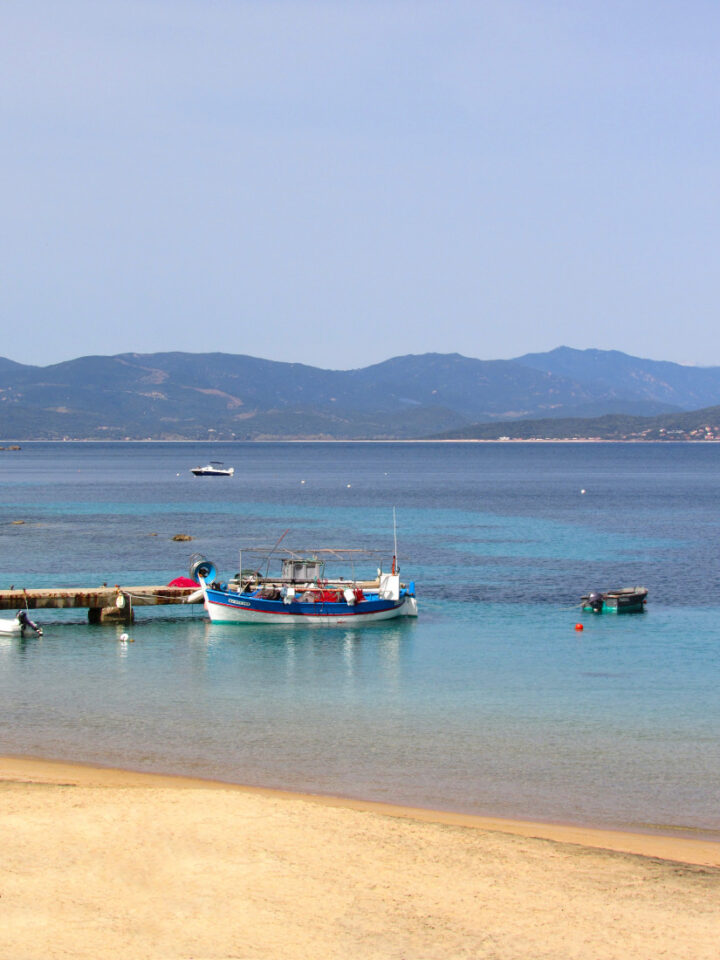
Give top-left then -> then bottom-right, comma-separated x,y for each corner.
0,610 -> 43,636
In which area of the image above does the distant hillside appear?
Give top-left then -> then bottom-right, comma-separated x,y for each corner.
431,406 -> 720,441
1,348 -> 720,440
516,347 -> 720,410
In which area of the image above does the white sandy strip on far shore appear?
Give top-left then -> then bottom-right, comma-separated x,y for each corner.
1,756 -> 719,960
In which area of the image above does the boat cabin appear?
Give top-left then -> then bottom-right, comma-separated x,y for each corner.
280,557 -> 325,582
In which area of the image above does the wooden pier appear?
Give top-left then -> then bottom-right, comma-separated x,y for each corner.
0,585 -> 202,624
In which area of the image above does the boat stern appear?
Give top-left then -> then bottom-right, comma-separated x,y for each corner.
403,595 -> 419,617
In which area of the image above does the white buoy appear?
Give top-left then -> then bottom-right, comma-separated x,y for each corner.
301,480 -> 306,484
581,489 -> 586,495
346,483 -> 351,488
120,633 -> 129,642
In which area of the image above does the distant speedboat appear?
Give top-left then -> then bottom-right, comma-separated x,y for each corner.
581,587 -> 648,614
190,461 -> 234,477
0,610 -> 43,636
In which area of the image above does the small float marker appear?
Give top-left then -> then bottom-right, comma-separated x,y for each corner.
301,480 -> 306,484
347,483 -> 351,488
581,489 -> 586,494
575,623 -> 584,631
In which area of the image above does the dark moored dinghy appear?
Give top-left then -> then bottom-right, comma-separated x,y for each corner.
582,587 -> 648,614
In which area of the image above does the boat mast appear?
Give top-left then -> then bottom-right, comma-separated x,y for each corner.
264,528 -> 290,578
393,506 -> 398,574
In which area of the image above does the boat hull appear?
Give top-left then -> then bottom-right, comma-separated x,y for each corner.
582,599 -> 646,614
203,587 -> 418,626
0,616 -> 41,636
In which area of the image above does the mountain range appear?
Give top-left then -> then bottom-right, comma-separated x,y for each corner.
2,347 -> 720,440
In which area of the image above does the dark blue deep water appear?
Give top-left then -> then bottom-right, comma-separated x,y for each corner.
1,441 -> 719,836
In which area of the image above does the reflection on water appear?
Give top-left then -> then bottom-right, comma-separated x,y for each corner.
196,619 -> 411,694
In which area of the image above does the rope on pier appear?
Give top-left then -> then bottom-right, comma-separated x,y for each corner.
120,588 -> 201,603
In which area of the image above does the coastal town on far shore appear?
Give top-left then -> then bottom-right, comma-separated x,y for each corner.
489,424 -> 720,442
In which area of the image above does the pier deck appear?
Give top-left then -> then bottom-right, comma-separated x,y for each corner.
0,585 -> 202,623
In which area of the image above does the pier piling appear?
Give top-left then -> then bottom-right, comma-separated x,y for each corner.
88,592 -> 134,625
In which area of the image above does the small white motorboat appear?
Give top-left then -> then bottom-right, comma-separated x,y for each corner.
0,610 -> 43,636
190,461 -> 234,477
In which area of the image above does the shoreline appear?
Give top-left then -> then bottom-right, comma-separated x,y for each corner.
3,753 -> 719,867
4,753 -> 719,958
4,437 -> 720,444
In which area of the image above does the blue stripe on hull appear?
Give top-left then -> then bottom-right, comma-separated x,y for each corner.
203,588 -> 412,624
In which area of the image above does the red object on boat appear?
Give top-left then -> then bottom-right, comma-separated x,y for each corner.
168,576 -> 200,587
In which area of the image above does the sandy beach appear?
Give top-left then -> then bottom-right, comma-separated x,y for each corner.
1,756 -> 718,960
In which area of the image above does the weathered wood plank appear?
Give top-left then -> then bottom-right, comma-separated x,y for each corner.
0,586 -> 202,611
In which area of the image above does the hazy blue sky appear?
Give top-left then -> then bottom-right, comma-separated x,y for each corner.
2,1 -> 718,368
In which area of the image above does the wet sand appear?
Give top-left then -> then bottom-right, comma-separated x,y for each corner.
2,755 -> 719,959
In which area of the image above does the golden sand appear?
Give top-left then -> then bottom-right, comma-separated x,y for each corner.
1,755 -> 719,959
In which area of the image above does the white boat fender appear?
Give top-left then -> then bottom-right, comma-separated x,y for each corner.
343,588 -> 356,605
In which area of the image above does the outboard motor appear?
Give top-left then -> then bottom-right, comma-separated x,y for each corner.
189,553 -> 217,583
17,610 -> 43,636
586,591 -> 604,613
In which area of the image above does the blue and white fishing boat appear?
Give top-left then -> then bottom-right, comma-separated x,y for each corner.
189,546 -> 418,626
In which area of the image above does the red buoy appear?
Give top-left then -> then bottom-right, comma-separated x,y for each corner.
575,623 -> 584,631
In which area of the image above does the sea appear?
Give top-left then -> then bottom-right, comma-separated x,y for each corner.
1,441 -> 719,838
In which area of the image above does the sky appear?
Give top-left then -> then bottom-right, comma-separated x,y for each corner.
2,1 -> 719,369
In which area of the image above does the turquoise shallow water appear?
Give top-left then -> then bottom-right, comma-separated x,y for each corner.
0,441 -> 719,836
